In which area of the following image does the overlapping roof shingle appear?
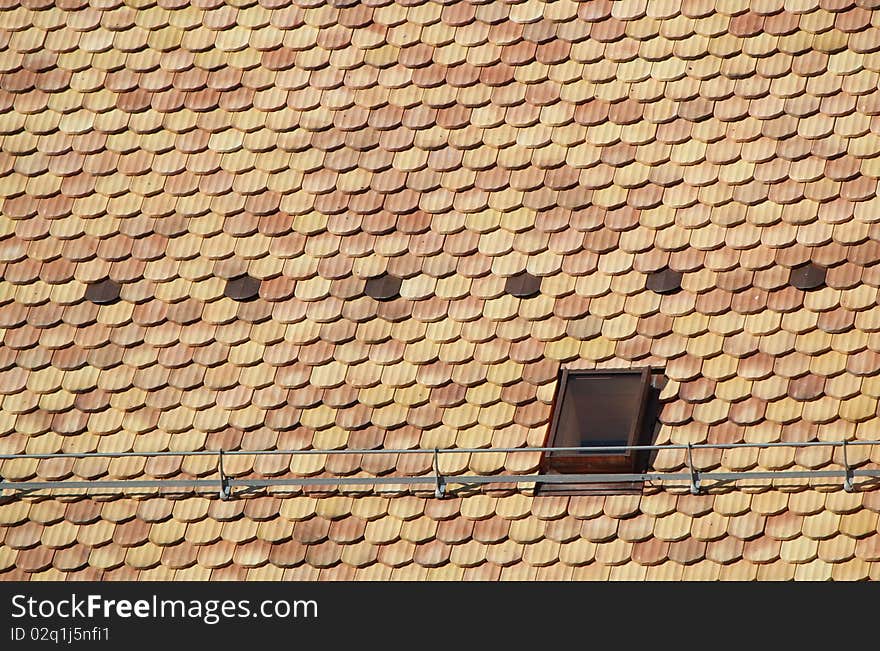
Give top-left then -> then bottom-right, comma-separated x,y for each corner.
3,0 -> 880,579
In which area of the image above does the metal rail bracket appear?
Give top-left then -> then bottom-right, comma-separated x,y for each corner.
433,448 -> 446,499
218,450 -> 232,501
842,439 -> 854,493
686,443 -> 701,495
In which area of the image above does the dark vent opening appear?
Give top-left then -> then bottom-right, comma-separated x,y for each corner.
365,273 -> 402,301
224,275 -> 261,301
84,279 -> 121,305
505,271 -> 541,298
789,262 -> 826,291
646,268 -> 683,295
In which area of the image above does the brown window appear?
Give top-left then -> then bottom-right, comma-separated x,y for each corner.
541,368 -> 655,489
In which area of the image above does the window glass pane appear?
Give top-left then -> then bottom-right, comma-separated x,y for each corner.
555,373 -> 644,449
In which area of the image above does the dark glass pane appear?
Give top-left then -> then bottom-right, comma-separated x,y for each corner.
554,373 -> 645,451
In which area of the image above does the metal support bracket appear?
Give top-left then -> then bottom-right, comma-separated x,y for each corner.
842,439 -> 854,493
686,443 -> 701,495
218,450 -> 232,501
433,448 -> 446,499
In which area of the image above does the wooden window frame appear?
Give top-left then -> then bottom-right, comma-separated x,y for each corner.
542,367 -> 653,476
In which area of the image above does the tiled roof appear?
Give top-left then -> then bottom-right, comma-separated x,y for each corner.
3,0 -> 880,580
3,492 -> 880,580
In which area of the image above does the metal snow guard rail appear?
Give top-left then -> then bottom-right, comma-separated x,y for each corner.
0,439 -> 878,498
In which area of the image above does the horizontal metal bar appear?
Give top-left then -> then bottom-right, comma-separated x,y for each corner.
0,479 -> 212,491
1,439 -> 878,461
4,468 -> 880,494
231,476 -> 444,488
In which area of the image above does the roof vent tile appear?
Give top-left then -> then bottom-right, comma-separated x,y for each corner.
84,279 -> 121,305
505,271 -> 541,298
224,275 -> 261,301
646,268 -> 683,295
365,273 -> 402,301
789,263 -> 826,291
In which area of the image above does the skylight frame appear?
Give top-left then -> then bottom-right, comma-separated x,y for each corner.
542,367 -> 653,475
